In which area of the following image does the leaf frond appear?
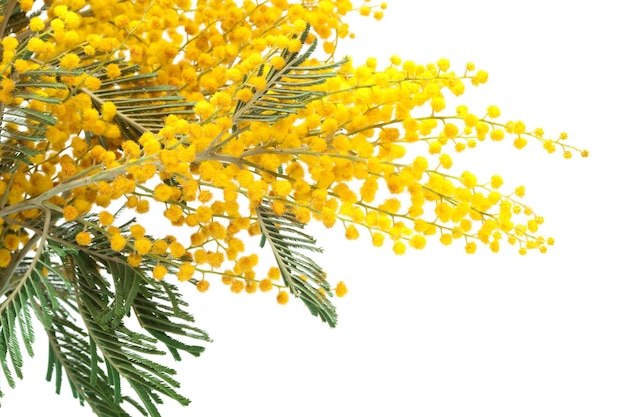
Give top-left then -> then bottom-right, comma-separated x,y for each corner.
231,24 -> 347,127
256,202 -> 337,327
35,216 -> 210,415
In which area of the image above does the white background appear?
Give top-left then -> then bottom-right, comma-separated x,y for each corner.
3,1 -> 626,416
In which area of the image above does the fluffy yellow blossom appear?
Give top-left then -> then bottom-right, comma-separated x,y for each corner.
29,17 -> 45,32
75,231 -> 92,246
259,279 -> 273,292
128,253 -> 142,267
153,265 -> 167,280
335,281 -> 348,297
0,249 -> 12,268
197,280 -> 210,292
60,53 -> 81,69
392,241 -> 406,255
231,280 -> 244,293
3,234 -> 20,251
63,206 -> 79,221
99,211 -> 114,226
486,106 -> 501,118
345,225 -> 359,240
110,234 -> 127,252
154,184 -> 173,202
177,263 -> 195,281
134,238 -> 152,255
114,15 -> 130,28
472,70 -> 489,85
514,137 -> 527,149
460,171 -> 477,188
276,290 -> 289,305
169,241 -> 187,259
465,242 -> 477,254
101,102 -> 117,122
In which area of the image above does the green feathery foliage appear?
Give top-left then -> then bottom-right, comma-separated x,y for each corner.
0,4 -> 341,414
1,213 -> 211,416
257,203 -> 337,327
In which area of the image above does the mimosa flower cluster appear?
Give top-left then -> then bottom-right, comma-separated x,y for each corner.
0,0 -> 587,303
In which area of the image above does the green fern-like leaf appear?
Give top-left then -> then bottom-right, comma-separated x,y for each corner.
256,202 -> 337,327
0,97 -> 56,175
231,25 -> 347,127
0,248 -> 52,398
37,216 -> 210,416
45,309 -> 139,416
74,57 -> 196,143
8,38 -> 196,148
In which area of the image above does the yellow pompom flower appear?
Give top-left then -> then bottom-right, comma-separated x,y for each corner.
128,253 -> 142,268
60,53 -> 81,69
197,280 -> 210,292
114,15 -> 130,28
3,234 -> 20,251
439,154 -> 453,169
75,231 -> 92,246
392,241 -> 406,255
154,184 -> 173,202
164,206 -> 184,224
169,241 -> 187,259
129,224 -> 145,239
0,249 -> 12,268
465,242 -> 477,254
259,278 -> 273,292
471,70 -> 489,85
245,280 -> 258,294
287,38 -> 302,53
409,235 -> 427,249
153,265 -> 167,280
272,180 -> 292,197
513,121 -> 526,134
491,175 -> 503,189
513,136 -> 527,149
106,63 -> 121,79
26,37 -> 45,53
99,211 -> 114,226
443,123 -> 459,139
486,105 -> 500,118
276,290 -> 289,305
136,200 -> 150,214
235,88 -> 254,102
431,97 -> 446,112
19,0 -> 33,11
460,171 -> 477,188
270,56 -> 285,70
231,279 -> 244,293
335,281 -> 348,297
268,267 -> 281,280
109,234 -> 127,252
151,239 -> 168,255
101,101 -> 117,122
372,233 -> 385,247
29,17 -> 45,32
63,206 -> 79,221
437,58 -> 450,72
345,225 -> 359,240
177,262 -> 195,281
134,238 -> 152,255
490,129 -> 504,141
